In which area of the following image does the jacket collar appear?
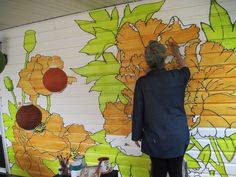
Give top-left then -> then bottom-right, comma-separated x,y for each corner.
148,68 -> 166,75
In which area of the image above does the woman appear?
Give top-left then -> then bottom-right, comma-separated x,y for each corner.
132,40 -> 190,177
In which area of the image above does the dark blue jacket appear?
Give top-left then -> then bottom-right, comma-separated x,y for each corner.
132,67 -> 190,158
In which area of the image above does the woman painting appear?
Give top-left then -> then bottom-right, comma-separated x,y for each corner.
132,40 -> 190,177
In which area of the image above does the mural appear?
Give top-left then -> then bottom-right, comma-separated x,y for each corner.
2,31 -> 95,176
1,0 -> 236,177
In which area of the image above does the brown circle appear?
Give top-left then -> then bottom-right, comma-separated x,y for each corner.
16,104 -> 42,130
43,68 -> 68,92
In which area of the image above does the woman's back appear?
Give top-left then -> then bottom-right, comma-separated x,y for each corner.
136,67 -> 190,158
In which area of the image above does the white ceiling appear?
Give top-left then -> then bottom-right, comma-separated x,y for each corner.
0,0 -> 137,31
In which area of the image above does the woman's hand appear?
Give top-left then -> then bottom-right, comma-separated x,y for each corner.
167,40 -> 188,68
168,41 -> 180,56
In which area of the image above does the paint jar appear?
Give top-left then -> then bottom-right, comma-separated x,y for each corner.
70,161 -> 83,177
74,155 -> 85,168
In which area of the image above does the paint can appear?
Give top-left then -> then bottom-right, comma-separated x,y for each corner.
97,157 -> 112,174
70,161 -> 83,177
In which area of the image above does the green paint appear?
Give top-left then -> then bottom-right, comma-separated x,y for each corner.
190,136 -> 228,176
7,147 -> 15,164
72,52 -> 120,84
75,7 -> 119,59
184,153 -> 200,169
120,1 -> 165,28
75,1 -> 164,59
5,128 -> 15,142
80,28 -> 116,59
91,75 -> 128,112
230,133 -> 236,147
42,159 -> 59,175
2,101 -> 28,176
74,1 -> 166,114
24,30 -> 36,54
3,114 -> 14,127
186,143 -> 194,151
198,145 -> 211,165
10,91 -> 17,109
46,95 -> 51,112
90,130 -> 107,144
85,130 -> 150,177
216,137 -> 235,162
75,7 -> 119,35
4,76 -> 17,107
3,101 -> 17,141
11,167 -> 31,177
85,130 -> 120,167
22,90 -> 26,105
201,0 -> 236,50
210,170 -> 216,176
72,53 -> 128,112
4,76 -> 14,92
8,147 -> 30,176
116,152 -> 150,177
22,30 -> 36,103
209,137 -> 228,177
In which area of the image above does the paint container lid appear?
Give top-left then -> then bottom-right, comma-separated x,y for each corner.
70,161 -> 83,171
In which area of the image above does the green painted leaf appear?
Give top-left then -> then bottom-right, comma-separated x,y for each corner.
186,143 -> 195,151
124,4 -> 131,17
184,153 -> 200,169
9,100 -> 17,120
117,153 -> 150,177
80,28 -> 116,59
5,128 -> 15,142
210,170 -> 216,176
7,147 -> 30,176
120,1 -> 165,28
75,8 -> 118,35
11,165 -> 31,177
7,144 -> 31,176
85,130 -> 120,167
111,7 -> 119,29
24,30 -> 36,54
3,101 -> 17,141
72,53 -> 127,111
217,137 -> 235,162
2,101 -> 17,125
3,113 -> 14,127
230,133 -> 236,147
42,159 -> 59,175
91,75 -> 128,112
90,130 -> 107,144
72,52 -> 120,83
7,147 -> 16,164
198,145 -> 211,165
201,0 -> 236,50
86,131 -> 151,177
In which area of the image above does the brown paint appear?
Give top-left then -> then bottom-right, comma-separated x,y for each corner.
43,68 -> 68,92
16,104 -> 42,130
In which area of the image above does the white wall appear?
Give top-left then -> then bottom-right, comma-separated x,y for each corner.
0,0 -> 236,176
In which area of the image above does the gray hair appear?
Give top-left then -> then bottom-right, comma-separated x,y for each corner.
145,40 -> 167,70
